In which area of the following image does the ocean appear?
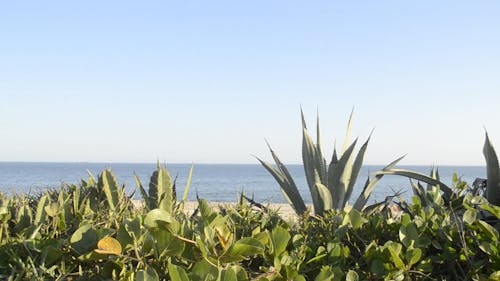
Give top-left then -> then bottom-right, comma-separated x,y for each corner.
0,162 -> 486,205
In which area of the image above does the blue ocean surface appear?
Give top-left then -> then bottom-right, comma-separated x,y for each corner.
0,162 -> 486,204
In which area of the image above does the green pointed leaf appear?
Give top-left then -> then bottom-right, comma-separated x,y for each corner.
303,126 -> 323,214
427,167 -> 440,191
256,152 -> 306,215
484,132 -> 500,206
152,164 -> 173,212
135,174 -> 150,210
342,209 -> 365,229
315,112 -> 327,184
315,182 -> 332,212
100,169 -> 119,211
136,267 -> 160,281
328,139 -> 358,209
353,155 -> 404,211
168,263 -> 189,281
341,108 -> 354,154
375,168 -> 452,201
182,164 -> 194,202
344,134 -> 371,208
34,194 -> 49,225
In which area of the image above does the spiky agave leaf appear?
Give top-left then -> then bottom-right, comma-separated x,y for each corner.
302,126 -> 323,214
342,133 -> 372,209
483,132 -> 500,206
375,168 -> 452,202
314,169 -> 332,215
301,111 -> 325,187
99,169 -> 119,212
411,180 -> 428,206
134,174 -> 150,210
341,108 -> 354,154
255,144 -> 307,215
353,155 -> 405,211
327,145 -> 339,190
328,139 -> 358,209
316,112 -> 328,183
149,162 -> 174,212
426,167 -> 440,191
182,165 -> 194,202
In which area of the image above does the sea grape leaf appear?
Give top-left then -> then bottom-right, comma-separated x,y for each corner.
222,237 -> 264,262
342,209 -> 365,229
346,270 -> 359,281
95,236 -> 122,255
168,263 -> 189,281
314,266 -> 334,281
385,242 -> 405,269
399,223 -> 418,248
135,267 -> 159,281
271,226 -> 290,256
406,248 -> 422,267
463,209 -> 477,225
144,208 -> 174,231
476,220 -> 499,241
70,224 -> 98,255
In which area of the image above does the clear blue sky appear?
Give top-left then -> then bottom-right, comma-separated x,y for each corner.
1,1 -> 499,165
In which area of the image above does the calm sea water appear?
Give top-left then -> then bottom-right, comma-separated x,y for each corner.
0,162 -> 486,204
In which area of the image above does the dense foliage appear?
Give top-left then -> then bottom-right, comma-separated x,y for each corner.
0,166 -> 499,281
1,112 -> 499,280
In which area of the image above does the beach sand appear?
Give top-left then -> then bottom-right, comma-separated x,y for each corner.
132,200 -> 298,221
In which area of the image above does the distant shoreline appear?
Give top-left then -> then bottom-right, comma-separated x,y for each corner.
0,161 -> 487,167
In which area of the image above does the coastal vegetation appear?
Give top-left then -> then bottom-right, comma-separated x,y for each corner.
0,112 -> 499,280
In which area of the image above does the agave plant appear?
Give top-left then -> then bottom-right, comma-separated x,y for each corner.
256,110 -> 403,216
373,131 -> 500,208
135,163 -> 194,213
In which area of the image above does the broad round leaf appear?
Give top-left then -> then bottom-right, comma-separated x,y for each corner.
95,236 -> 122,255
70,224 -> 98,255
144,208 -> 173,230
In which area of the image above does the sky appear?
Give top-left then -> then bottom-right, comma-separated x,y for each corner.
1,1 -> 499,165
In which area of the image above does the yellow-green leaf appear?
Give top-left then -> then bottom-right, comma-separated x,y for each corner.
95,236 -> 122,255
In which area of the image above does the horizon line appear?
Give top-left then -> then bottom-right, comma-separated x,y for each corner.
0,160 -> 486,167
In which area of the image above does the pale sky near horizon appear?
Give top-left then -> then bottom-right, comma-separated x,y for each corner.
1,1 -> 499,165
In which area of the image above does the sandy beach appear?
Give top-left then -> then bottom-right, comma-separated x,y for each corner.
132,200 -> 298,221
